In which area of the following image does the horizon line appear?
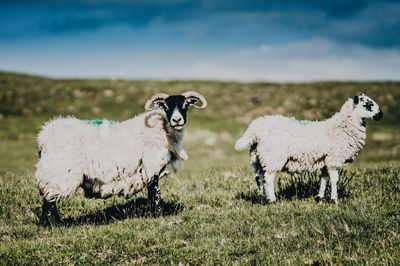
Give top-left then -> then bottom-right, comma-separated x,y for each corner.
1,70 -> 399,85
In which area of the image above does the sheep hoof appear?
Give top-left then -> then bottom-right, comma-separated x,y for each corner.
329,199 -> 338,205
40,215 -> 61,227
40,200 -> 62,227
259,196 -> 268,205
314,196 -> 323,203
260,197 -> 275,205
40,210 -> 62,227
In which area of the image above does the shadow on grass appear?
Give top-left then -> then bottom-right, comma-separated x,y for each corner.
235,192 -> 267,205
64,198 -> 183,226
236,169 -> 354,204
34,198 -> 183,227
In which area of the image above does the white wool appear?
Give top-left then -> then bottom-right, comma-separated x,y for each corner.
235,95 -> 382,203
235,99 -> 366,173
36,110 -> 186,201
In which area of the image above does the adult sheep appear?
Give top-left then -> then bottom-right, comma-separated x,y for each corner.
235,94 -> 383,204
36,91 -> 207,226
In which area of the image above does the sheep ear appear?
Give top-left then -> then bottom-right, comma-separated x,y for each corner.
145,93 -> 169,111
182,91 -> 207,109
353,95 -> 359,104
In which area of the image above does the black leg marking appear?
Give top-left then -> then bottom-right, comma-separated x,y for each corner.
40,199 -> 61,227
252,157 -> 268,203
251,153 -> 263,192
255,175 -> 261,190
148,175 -> 162,217
314,196 -> 322,203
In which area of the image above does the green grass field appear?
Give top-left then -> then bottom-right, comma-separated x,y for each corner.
0,72 -> 399,265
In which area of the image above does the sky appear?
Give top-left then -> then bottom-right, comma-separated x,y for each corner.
0,0 -> 400,82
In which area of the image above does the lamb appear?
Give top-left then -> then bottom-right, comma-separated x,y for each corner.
36,91 -> 207,226
235,94 -> 383,204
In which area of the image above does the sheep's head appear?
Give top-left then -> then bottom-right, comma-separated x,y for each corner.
353,94 -> 383,121
145,91 -> 207,131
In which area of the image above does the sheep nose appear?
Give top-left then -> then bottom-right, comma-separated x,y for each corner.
172,117 -> 182,123
373,110 -> 383,121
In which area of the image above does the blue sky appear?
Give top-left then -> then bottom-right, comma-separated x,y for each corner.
1,0 -> 399,81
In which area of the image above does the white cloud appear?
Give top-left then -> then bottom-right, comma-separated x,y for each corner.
168,39 -> 400,82
1,39 -> 400,82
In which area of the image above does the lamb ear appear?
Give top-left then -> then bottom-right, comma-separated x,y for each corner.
182,91 -> 207,109
145,93 -> 169,111
353,95 -> 359,104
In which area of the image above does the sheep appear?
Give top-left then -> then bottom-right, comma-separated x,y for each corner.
235,94 -> 383,204
36,91 -> 207,226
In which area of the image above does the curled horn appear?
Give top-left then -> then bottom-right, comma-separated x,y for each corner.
145,93 -> 169,111
182,91 -> 208,109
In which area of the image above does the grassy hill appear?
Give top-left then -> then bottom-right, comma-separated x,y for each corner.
0,72 -> 399,264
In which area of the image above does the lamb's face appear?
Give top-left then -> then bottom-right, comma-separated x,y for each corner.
353,94 -> 383,121
145,91 -> 207,131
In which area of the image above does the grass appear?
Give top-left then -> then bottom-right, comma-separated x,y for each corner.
0,72 -> 399,264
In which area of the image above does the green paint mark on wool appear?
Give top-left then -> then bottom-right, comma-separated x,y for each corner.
290,117 -> 312,126
86,119 -> 115,127
297,119 -> 311,126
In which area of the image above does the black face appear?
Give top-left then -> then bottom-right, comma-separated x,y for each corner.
161,95 -> 189,129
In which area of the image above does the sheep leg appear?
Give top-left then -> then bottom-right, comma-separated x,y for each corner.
40,199 -> 61,226
329,169 -> 339,204
257,171 -> 266,202
250,151 -> 264,194
265,172 -> 276,202
259,172 -> 276,203
148,175 -> 162,217
315,167 -> 329,202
